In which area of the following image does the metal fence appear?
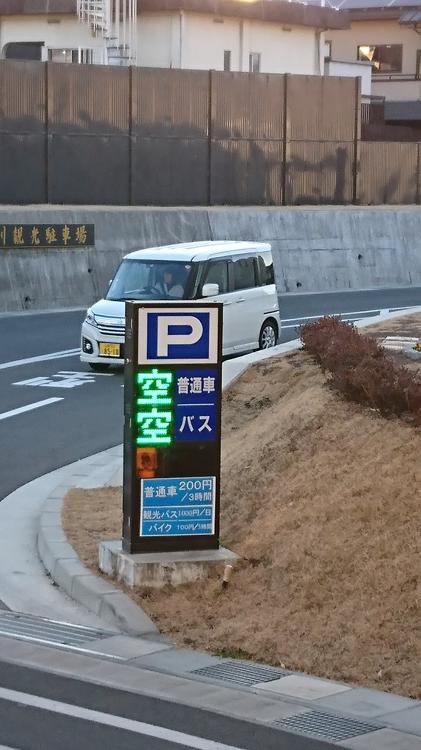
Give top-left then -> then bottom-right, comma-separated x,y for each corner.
0,59 -> 419,206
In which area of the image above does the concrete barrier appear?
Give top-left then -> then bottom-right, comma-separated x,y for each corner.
2,205 -> 421,312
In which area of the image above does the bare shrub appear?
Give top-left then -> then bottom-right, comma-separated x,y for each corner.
300,317 -> 421,423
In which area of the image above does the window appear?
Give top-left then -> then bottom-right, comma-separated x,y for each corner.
49,48 -> 77,63
357,44 -> 402,74
202,261 -> 228,295
224,50 -> 231,72
324,40 -> 332,61
48,48 -> 93,64
107,259 -> 192,301
232,257 -> 256,291
249,52 -> 261,74
257,254 -> 275,286
4,42 -> 43,61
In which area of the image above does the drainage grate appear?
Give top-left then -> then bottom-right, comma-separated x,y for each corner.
274,711 -> 380,742
0,611 -> 114,650
191,660 -> 289,687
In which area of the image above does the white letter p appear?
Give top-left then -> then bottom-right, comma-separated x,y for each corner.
157,316 -> 203,357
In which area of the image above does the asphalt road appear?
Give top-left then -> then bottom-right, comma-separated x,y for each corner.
1,286 -> 420,501
0,660 -> 333,750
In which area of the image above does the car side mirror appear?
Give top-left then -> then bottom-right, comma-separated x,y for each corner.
202,283 -> 219,298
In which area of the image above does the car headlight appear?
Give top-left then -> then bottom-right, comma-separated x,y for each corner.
85,309 -> 97,327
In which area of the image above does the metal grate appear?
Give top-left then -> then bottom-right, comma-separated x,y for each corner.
0,611 -> 114,649
191,660 -> 289,687
274,711 -> 380,742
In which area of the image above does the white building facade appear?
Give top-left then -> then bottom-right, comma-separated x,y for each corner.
0,0 -> 348,77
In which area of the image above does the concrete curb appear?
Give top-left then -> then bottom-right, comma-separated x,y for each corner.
37,459 -> 159,638
37,305 -> 421,638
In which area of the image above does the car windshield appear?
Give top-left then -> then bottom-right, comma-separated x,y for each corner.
106,259 -> 193,301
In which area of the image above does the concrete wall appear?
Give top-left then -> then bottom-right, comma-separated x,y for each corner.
2,205 -> 421,313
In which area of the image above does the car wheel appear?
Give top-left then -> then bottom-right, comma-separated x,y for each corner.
89,363 -> 110,372
259,320 -> 278,350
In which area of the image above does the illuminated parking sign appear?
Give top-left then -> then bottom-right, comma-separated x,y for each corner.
123,303 -> 222,554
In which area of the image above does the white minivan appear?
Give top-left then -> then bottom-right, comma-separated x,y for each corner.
80,241 -> 280,369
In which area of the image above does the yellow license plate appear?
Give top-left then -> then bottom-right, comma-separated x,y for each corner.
99,342 -> 121,357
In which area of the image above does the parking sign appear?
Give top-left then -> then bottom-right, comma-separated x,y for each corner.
138,307 -> 219,364
123,302 -> 223,554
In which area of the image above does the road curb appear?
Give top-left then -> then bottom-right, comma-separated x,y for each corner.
37,463 -> 159,637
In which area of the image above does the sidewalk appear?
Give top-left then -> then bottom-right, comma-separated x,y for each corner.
4,310 -> 421,749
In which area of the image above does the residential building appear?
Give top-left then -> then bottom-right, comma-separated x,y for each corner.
0,0 -> 347,77
327,0 -> 421,129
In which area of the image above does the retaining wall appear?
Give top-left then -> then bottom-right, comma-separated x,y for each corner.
2,205 -> 421,312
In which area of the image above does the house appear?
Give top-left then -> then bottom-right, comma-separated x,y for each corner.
0,0 -> 348,77
327,0 -> 421,133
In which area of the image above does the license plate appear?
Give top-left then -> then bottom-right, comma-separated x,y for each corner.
99,342 -> 121,357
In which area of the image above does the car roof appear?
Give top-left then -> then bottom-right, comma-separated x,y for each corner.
124,241 -> 271,263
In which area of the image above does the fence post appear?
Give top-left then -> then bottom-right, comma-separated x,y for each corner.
44,62 -> 50,204
207,69 -> 213,205
352,75 -> 361,205
281,73 -> 289,206
129,65 -> 135,206
416,143 -> 421,205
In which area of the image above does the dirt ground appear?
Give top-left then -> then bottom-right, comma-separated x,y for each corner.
63,328 -> 421,699
363,311 -> 421,338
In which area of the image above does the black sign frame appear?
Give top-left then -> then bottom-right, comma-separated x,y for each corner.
123,301 -> 223,555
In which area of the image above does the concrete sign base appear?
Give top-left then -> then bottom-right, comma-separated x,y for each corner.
99,540 -> 239,589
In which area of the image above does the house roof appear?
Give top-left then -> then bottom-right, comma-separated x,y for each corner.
0,0 -> 348,30
311,0 -> 421,21
139,0 -> 347,30
0,0 -> 75,11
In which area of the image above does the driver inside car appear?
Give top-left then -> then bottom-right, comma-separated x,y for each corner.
156,267 -> 184,299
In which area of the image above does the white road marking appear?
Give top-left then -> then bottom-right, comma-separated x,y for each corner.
0,349 -> 80,371
0,398 -> 63,422
13,371 -> 111,389
0,687 -> 248,750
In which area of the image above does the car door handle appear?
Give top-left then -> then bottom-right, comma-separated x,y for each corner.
223,301 -> 234,306
235,298 -> 246,303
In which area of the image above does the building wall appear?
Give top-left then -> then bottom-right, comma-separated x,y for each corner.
329,19 -> 421,101
325,59 -> 371,96
181,13 -> 241,71
0,10 -> 324,76
137,13 -> 176,68
0,14 -> 104,60
181,13 -> 321,74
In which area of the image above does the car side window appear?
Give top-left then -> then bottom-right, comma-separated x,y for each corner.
257,254 -> 275,285
202,261 -> 229,294
232,256 -> 257,291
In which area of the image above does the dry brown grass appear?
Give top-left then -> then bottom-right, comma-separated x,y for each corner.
364,311 -> 421,338
63,349 -> 421,698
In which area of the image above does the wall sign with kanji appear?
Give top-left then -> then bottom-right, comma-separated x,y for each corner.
0,224 -> 94,250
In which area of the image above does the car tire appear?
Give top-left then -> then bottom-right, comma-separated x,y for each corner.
89,363 -> 110,372
259,320 -> 278,350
